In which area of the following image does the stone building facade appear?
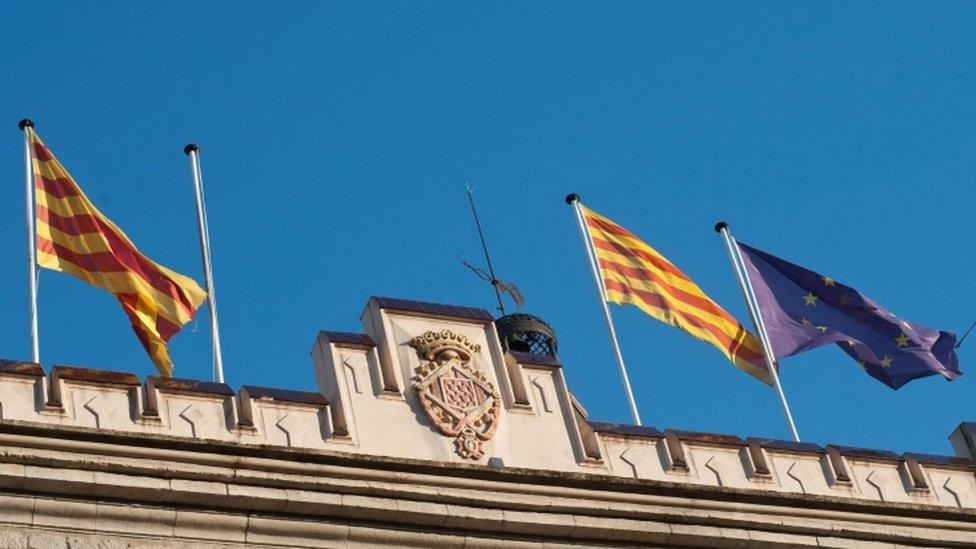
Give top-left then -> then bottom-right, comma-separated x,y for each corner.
0,296 -> 975,547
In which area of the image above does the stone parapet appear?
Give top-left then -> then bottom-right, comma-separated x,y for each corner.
0,361 -> 335,450
1,296 -> 976,546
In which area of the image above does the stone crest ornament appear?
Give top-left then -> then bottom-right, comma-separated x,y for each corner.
409,330 -> 500,459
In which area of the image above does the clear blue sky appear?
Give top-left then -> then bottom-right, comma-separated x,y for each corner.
1,3 -> 973,455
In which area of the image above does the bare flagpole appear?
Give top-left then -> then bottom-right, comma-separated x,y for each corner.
715,222 -> 800,442
566,194 -> 642,425
184,144 -> 224,384
19,119 -> 40,364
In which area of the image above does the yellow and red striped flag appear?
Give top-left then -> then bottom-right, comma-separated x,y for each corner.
582,205 -> 771,384
29,128 -> 206,376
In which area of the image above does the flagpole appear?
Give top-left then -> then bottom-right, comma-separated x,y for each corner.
715,222 -> 800,442
566,194 -> 642,426
184,144 -> 224,384
19,119 -> 40,364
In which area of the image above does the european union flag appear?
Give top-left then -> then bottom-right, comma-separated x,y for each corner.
737,243 -> 961,389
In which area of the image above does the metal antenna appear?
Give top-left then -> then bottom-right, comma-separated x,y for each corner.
956,320 -> 976,348
465,183 -> 506,315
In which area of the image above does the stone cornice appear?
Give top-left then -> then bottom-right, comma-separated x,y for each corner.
0,420 -> 975,547
0,419 -> 972,524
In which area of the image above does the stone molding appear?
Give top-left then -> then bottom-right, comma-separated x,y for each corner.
0,421 -> 975,547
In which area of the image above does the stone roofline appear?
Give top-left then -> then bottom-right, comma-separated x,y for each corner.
1,294 -> 975,514
2,358 -> 972,482
0,358 -> 339,443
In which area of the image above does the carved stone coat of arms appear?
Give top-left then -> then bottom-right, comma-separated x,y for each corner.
409,330 -> 500,459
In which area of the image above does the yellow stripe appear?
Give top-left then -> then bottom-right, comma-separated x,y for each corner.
594,244 -> 710,298
600,266 -> 758,347
602,273 -> 745,356
606,284 -> 720,348
589,223 -> 690,279
35,187 -> 95,218
33,156 -> 74,182
36,239 -> 199,327
583,206 -> 679,268
37,219 -> 113,254
606,286 -> 770,384
604,284 -> 731,351
122,293 -> 173,376
34,173 -> 151,258
34,179 -> 206,315
37,220 -> 206,325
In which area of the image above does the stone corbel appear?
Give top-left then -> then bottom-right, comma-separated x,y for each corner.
745,438 -> 773,479
825,446 -> 853,485
569,394 -> 602,461
901,454 -> 931,493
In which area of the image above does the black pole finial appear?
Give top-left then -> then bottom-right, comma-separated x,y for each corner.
565,193 -> 580,205
714,221 -> 729,233
183,143 -> 199,155
18,119 -> 34,131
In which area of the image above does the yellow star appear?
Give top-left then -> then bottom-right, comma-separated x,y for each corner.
879,355 -> 893,368
799,317 -> 813,326
816,325 -> 828,332
895,333 -> 910,347
846,340 -> 856,347
822,276 -> 836,287
803,292 -> 818,306
857,360 -> 867,369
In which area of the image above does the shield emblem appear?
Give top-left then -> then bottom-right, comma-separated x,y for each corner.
410,330 -> 501,459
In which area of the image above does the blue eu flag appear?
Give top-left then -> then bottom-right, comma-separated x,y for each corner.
737,243 -> 961,389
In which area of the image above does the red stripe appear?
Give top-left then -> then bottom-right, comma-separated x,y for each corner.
36,208 -> 198,318
117,297 -> 170,372
38,237 -> 193,338
604,278 -> 764,363
586,216 -> 693,282
118,293 -> 182,342
583,211 -> 641,239
598,256 -> 735,321
37,204 -> 98,234
38,235 -> 128,274
31,141 -> 53,161
35,173 -> 81,198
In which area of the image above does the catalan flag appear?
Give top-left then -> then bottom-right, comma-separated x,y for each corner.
581,205 -> 771,384
29,128 -> 206,376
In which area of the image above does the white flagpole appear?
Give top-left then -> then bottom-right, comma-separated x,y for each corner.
715,222 -> 800,442
566,194 -> 642,426
184,144 -> 224,384
20,119 -> 40,364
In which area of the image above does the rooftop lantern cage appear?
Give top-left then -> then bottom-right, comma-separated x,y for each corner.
494,313 -> 558,357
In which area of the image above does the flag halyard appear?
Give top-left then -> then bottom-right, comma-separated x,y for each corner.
28,129 -> 206,376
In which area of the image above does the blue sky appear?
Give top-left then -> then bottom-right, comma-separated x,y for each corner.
1,2 -> 974,455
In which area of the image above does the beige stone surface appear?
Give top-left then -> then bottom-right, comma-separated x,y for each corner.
0,296 -> 975,546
